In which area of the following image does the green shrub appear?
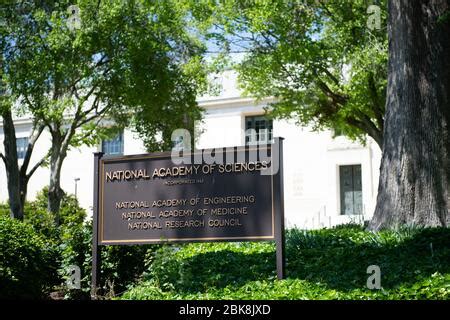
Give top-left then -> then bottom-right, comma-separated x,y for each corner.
58,220 -> 93,299
0,216 -> 59,299
26,187 -> 86,241
0,187 -> 86,242
1,188 -> 88,298
58,220 -> 157,299
0,203 -> 10,216
1,187 -> 153,299
99,244 -> 156,297
145,242 -> 275,293
122,225 -> 450,300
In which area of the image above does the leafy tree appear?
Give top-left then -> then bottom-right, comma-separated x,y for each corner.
192,0 -> 388,148
196,0 -> 449,228
369,0 -> 450,229
1,1 -> 47,220
3,0 -> 206,219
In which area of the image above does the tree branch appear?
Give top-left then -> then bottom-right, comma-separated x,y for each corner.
79,97 -> 111,126
23,94 -> 35,110
318,65 -> 341,86
25,155 -> 47,180
346,114 -> 383,149
0,152 -> 6,165
23,95 -> 52,128
317,1 -> 337,23
315,78 -> 348,106
19,122 -> 44,176
78,102 -> 111,127
78,85 -> 93,103
70,55 -> 109,101
74,114 -> 109,143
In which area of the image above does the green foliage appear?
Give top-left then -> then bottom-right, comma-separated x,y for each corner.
121,225 -> 450,300
1,186 -> 155,299
58,220 -> 92,299
1,187 -> 86,241
1,187 -> 88,298
193,0 -> 388,145
286,226 -> 450,292
2,0 -> 207,161
58,220 -> 159,299
1,186 -> 156,299
145,242 -> 275,292
0,216 -> 59,299
99,244 -> 157,297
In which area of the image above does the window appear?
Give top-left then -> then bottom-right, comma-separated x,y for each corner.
102,132 -> 124,155
245,115 -> 273,145
339,165 -> 363,215
16,137 -> 28,160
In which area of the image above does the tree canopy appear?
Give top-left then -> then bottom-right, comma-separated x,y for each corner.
1,0 -> 208,217
193,0 -> 388,148
5,0 -> 206,150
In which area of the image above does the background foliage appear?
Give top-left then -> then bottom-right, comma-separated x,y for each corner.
190,0 -> 388,146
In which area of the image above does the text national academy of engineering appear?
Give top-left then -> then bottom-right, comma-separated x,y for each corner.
115,195 -> 256,210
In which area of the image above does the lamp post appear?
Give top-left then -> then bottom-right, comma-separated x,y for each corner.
74,178 -> 80,199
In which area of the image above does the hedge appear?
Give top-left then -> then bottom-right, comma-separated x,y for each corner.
0,216 -> 59,299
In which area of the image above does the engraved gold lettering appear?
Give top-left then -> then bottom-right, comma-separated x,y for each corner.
203,195 -> 255,205
159,209 -> 193,218
127,221 -> 162,230
165,219 -> 205,229
208,218 -> 242,227
115,201 -> 150,209
210,207 -> 248,215
105,169 -> 150,182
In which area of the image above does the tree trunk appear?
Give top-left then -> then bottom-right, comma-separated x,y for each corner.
48,159 -> 64,222
1,107 -> 44,220
370,0 -> 450,230
1,109 -> 23,220
47,130 -> 66,223
19,173 -> 28,214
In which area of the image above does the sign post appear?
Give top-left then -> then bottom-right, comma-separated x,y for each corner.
91,152 -> 103,298
273,138 -> 286,279
91,139 -> 285,296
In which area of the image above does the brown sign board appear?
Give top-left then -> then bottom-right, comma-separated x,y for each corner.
98,145 -> 277,245
91,138 -> 285,294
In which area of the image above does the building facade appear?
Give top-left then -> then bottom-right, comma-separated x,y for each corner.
0,71 -> 382,228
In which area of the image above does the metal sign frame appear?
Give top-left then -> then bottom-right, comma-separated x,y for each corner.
91,138 -> 285,297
